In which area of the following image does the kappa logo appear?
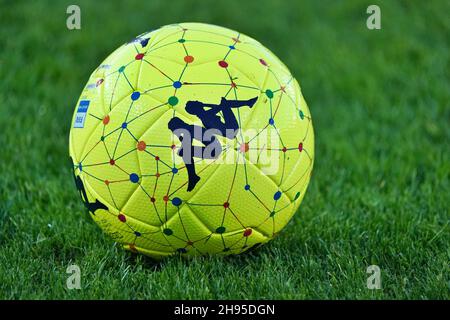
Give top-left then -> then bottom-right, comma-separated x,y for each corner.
168,96 -> 258,191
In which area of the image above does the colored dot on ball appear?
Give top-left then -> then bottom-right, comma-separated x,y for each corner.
265,89 -> 274,98
163,195 -> 169,202
78,163 -> 82,171
244,184 -> 250,190
172,167 -> 178,174
243,229 -> 252,237
298,142 -> 303,152
184,55 -> 194,63
178,38 -> 186,43
102,115 -> 110,125
129,173 -> 139,183
137,140 -> 146,151
135,53 -> 144,60
240,142 -> 249,153
104,180 -> 110,185
140,38 -> 149,47
121,122 -> 127,129
269,118 -> 275,125
109,159 -> 115,166
177,248 -> 187,253
134,231 -> 141,237
187,240 -> 194,246
299,110 -> 305,119
173,81 -> 182,89
294,192 -> 301,200
229,45 -> 235,50
282,147 -> 287,153
129,244 -> 137,252
118,214 -> 126,222
172,197 -> 182,206
118,66 -> 125,73
223,202 -> 230,208
270,211 -> 275,217
274,191 -> 282,200
163,228 -> 173,236
216,226 -> 226,234
131,91 -> 140,100
223,247 -> 230,252
168,96 -> 178,106
96,78 -> 104,87
155,173 -> 161,178
150,197 -> 156,203
155,156 -> 160,161
259,58 -> 268,66
100,136 -> 105,141
218,60 -> 228,68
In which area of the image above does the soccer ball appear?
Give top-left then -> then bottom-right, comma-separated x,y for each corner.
69,23 -> 314,259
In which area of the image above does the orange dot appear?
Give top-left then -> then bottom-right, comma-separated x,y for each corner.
129,244 -> 137,252
243,229 -> 252,237
240,142 -> 249,153
137,140 -> 146,151
163,195 -> 169,202
103,115 -> 110,125
184,55 -> 194,63
104,180 -> 110,185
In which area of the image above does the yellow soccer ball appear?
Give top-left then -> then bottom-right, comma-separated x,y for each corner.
69,23 -> 314,259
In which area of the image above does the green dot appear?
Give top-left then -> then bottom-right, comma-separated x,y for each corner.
223,247 -> 230,252
168,96 -> 178,106
178,39 -> 186,43
216,226 -> 226,234
299,110 -> 305,119
270,211 -> 276,217
118,66 -> 125,73
100,136 -> 105,141
294,192 -> 301,200
265,89 -> 274,99
163,228 -> 173,236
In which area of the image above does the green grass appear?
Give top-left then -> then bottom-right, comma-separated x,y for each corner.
0,0 -> 449,299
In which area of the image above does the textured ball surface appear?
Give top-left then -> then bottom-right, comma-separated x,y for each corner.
69,23 -> 314,259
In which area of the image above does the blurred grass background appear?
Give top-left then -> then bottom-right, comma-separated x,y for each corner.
0,0 -> 449,299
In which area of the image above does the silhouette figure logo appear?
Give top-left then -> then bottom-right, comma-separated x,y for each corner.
168,97 -> 258,191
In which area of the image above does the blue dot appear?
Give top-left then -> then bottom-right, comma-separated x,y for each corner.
172,167 -> 178,174
131,91 -> 140,100
172,197 -> 182,206
274,191 -> 282,200
121,122 -> 127,129
244,184 -> 250,191
173,81 -> 182,89
134,231 -> 141,237
78,163 -> 83,171
229,45 -> 235,50
140,38 -> 149,47
269,118 -> 275,125
177,248 -> 187,253
129,173 -> 139,183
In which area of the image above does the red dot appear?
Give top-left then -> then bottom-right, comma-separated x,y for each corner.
109,159 -> 115,166
184,55 -> 194,63
187,241 -> 194,246
135,53 -> 145,60
155,173 -> 161,178
163,195 -> 169,202
243,228 -> 252,237
104,180 -> 110,185
282,147 -> 287,153
137,141 -> 146,151
231,82 -> 237,88
150,197 -> 156,203
259,58 -> 268,66
103,115 -> 110,125
96,79 -> 104,87
223,202 -> 230,208
218,60 -> 228,68
298,142 -> 303,152
155,156 -> 160,161
171,144 -> 176,150
240,142 -> 249,153
118,214 -> 126,222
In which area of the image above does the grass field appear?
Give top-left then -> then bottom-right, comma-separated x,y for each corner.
0,0 -> 449,299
